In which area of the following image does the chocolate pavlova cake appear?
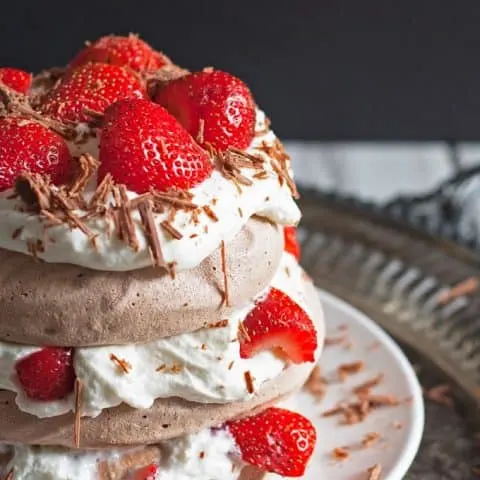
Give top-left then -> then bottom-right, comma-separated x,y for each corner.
0,34 -> 324,479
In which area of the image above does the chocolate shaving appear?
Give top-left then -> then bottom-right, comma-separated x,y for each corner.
338,361 -> 365,381
367,464 -> 382,480
69,154 -> 99,197
15,173 -> 52,211
74,378 -> 83,448
151,189 -> 197,210
244,371 -> 255,394
220,240 -> 230,306
304,366 -> 327,403
362,432 -> 381,448
161,220 -> 183,240
207,319 -> 229,328
423,383 -> 454,408
322,392 -> 400,425
82,107 -> 104,127
325,334 -> 348,346
197,118 -> 205,144
238,321 -> 251,342
156,363 -> 183,374
146,64 -> 190,97
438,277 -> 479,304
12,227 -> 23,239
167,261 -> 177,279
89,173 -> 114,208
138,199 -> 164,267
0,83 -> 75,139
332,447 -> 349,461
203,205 -> 219,222
353,374 -> 384,395
109,353 -> 132,374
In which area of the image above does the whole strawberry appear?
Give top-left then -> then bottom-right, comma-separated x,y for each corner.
284,226 -> 300,260
15,347 -> 75,401
0,67 -> 32,94
68,34 -> 169,74
41,62 -> 146,123
226,407 -> 316,477
99,98 -> 213,193
0,117 -> 73,192
240,287 -> 317,363
155,70 -> 256,151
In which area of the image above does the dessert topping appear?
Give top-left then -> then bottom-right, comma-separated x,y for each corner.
69,34 -> 169,74
0,67 -> 31,94
15,347 -> 75,401
98,98 -> 213,193
41,62 -> 146,123
155,70 -> 256,151
284,226 -> 300,260
226,407 -> 316,477
0,116 -> 73,192
239,287 -> 317,364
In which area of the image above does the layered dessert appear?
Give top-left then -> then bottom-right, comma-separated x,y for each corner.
0,34 -> 324,479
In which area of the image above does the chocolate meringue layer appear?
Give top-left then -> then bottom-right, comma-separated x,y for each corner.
0,281 -> 324,448
0,217 -> 282,346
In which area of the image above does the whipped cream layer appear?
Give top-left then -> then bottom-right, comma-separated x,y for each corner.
0,253 -> 318,418
2,428 -> 241,480
0,111 -> 300,271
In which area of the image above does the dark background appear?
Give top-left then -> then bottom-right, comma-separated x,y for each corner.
1,1 -> 480,141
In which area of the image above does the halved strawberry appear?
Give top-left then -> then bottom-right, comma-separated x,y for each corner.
41,62 -> 146,123
239,287 -> 317,363
131,463 -> 158,480
226,407 -> 316,477
0,117 -> 73,192
99,98 -> 213,193
69,34 -> 169,74
284,226 -> 300,260
155,69 -> 256,151
0,67 -> 32,94
15,347 -> 75,401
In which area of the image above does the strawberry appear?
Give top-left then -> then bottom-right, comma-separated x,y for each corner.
131,464 -> 158,480
41,62 -> 146,123
68,34 -> 169,74
99,98 -> 213,193
155,70 -> 256,151
0,67 -> 32,94
284,226 -> 300,260
15,347 -> 75,401
0,117 -> 73,192
226,407 -> 316,477
239,287 -> 317,363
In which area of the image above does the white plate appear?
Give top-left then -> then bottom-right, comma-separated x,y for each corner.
267,289 -> 424,480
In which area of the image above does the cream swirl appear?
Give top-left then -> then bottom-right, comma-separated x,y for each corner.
0,111 -> 300,272
0,253 -> 320,419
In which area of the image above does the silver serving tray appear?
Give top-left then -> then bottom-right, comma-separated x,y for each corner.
299,192 -> 480,479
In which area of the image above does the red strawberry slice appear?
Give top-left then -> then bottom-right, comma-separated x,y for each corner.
69,34 -> 169,74
15,347 -> 75,401
0,117 -> 73,192
131,463 -> 158,480
226,407 -> 316,477
99,98 -> 213,193
155,70 -> 256,151
239,287 -> 317,363
0,67 -> 32,94
41,62 -> 146,123
284,226 -> 300,260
